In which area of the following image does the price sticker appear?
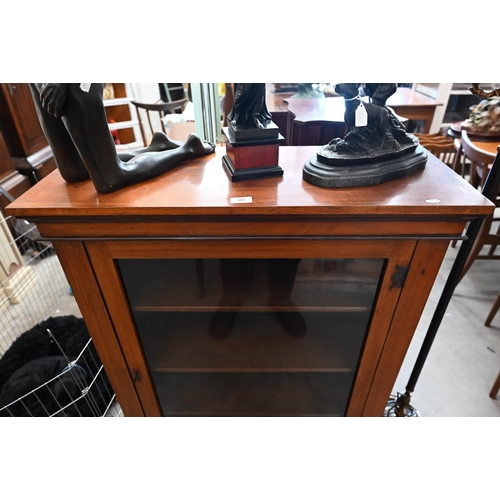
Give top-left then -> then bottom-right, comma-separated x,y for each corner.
230,196 -> 253,204
355,101 -> 368,127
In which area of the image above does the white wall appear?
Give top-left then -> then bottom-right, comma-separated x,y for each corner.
134,83 -> 163,134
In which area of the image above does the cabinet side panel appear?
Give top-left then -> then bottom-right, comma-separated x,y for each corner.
52,240 -> 145,416
361,239 -> 451,416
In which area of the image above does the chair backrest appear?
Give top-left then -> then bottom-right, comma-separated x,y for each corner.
461,130 -> 496,188
414,133 -> 457,168
131,98 -> 188,146
160,83 -> 187,104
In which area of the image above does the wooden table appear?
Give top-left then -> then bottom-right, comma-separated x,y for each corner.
471,140 -> 500,156
267,86 -> 442,145
7,147 -> 493,417
385,87 -> 442,133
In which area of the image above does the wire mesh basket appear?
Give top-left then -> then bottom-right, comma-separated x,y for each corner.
0,214 -> 120,417
0,332 -> 120,417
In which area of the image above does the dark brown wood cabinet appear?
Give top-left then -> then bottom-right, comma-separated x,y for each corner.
0,83 -> 47,157
7,146 -> 493,416
0,83 -> 56,184
0,130 -> 32,217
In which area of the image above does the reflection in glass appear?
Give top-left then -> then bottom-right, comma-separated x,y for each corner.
118,258 -> 384,416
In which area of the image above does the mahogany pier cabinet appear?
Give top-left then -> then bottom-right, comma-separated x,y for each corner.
7,146 -> 493,416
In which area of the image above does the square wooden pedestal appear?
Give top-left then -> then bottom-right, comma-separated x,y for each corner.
222,126 -> 284,182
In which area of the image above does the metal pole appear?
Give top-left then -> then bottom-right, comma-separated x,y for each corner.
391,148 -> 500,416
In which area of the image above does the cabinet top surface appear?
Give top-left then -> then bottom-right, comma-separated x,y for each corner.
7,146 -> 493,219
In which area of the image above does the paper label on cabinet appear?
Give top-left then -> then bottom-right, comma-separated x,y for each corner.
230,196 -> 253,204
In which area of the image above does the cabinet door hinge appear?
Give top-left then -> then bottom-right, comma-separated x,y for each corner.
132,369 -> 142,384
391,265 -> 410,289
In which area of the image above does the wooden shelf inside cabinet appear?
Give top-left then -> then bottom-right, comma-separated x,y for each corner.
102,83 -> 139,147
6,146 -> 494,417
103,97 -> 135,107
107,120 -> 138,131
129,273 -> 379,313
136,305 -> 370,313
134,310 -> 370,372
119,257 -> 382,313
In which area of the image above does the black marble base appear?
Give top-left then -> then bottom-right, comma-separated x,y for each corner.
303,145 -> 428,188
317,137 -> 419,166
222,155 -> 283,182
227,121 -> 280,142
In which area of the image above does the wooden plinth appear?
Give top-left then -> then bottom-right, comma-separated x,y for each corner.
222,126 -> 284,182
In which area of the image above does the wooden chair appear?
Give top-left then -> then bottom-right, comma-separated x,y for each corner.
485,291 -> 500,327
457,132 -> 499,282
461,130 -> 496,188
490,368 -> 500,399
131,98 -> 188,146
452,138 -> 466,177
160,83 -> 188,104
414,132 -> 457,168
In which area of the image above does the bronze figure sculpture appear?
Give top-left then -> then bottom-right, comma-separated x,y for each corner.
227,83 -> 272,130
303,83 -> 427,188
30,83 -> 215,194
222,83 -> 283,181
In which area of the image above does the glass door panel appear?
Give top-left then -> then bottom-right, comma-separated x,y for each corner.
118,258 -> 384,416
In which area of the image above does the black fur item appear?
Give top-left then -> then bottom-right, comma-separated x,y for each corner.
0,316 -> 114,417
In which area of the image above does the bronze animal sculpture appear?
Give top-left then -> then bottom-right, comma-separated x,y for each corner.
321,83 -> 414,159
303,83 -> 426,188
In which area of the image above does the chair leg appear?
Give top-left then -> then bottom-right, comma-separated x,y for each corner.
461,151 -> 466,178
487,223 -> 500,256
459,239 -> 485,282
458,216 -> 493,283
452,142 -> 463,175
490,369 -> 500,399
469,161 -> 480,188
485,291 -> 500,326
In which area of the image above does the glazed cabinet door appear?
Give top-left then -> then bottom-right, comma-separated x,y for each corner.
85,239 -> 419,417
